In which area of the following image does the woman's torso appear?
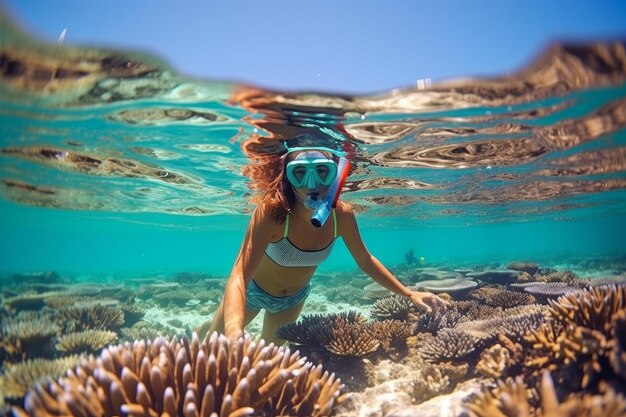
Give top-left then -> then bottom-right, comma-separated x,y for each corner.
253,210 -> 337,296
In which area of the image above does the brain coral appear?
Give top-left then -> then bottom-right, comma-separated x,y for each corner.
14,332 -> 344,417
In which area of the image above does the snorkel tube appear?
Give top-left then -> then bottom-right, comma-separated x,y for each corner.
311,156 -> 351,227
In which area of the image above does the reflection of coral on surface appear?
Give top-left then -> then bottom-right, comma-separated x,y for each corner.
14,333 -> 345,417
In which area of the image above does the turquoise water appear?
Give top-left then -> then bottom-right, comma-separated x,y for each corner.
1,18 -> 625,278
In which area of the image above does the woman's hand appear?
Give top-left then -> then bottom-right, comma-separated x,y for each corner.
408,291 -> 450,313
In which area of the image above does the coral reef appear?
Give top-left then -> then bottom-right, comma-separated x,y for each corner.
14,333 -> 344,417
475,344 -> 511,378
327,318 -> 380,357
463,372 -> 626,417
275,311 -> 366,348
416,278 -> 478,298
523,282 -> 581,303
0,355 -> 81,401
56,303 -> 125,332
524,285 -> 626,391
486,289 -> 536,308
506,261 -> 539,275
369,320 -> 413,354
466,270 -> 518,285
55,329 -> 117,354
413,307 -> 464,335
370,295 -> 417,321
418,328 -> 477,363
1,311 -> 60,360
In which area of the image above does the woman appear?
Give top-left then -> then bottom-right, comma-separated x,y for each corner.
203,135 -> 448,345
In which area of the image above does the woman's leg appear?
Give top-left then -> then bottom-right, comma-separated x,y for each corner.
196,300 -> 260,340
260,300 -> 305,345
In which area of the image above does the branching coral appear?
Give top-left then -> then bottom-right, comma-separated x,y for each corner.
326,318 -> 380,357
15,333 -> 345,417
454,300 -> 501,321
418,328 -> 477,363
0,355 -> 80,400
476,344 -> 511,378
524,285 -> 626,391
547,284 -> 625,333
413,307 -> 464,335
56,303 -> 125,332
369,320 -> 413,353
1,312 -> 60,360
55,330 -> 117,354
411,365 -> 450,403
609,309 -> 626,379
370,295 -> 417,321
276,311 -> 365,348
487,290 -> 535,308
463,372 -> 626,417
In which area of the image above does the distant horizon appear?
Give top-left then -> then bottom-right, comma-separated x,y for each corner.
2,1 -> 626,94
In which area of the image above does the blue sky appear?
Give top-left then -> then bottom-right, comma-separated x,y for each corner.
3,0 -> 626,93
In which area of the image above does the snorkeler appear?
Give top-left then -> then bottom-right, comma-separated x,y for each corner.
200,135 -> 449,345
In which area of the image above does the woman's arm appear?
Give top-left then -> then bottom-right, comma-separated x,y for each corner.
337,202 -> 448,312
223,204 -> 274,338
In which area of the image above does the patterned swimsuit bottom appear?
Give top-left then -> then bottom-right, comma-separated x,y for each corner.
246,279 -> 311,313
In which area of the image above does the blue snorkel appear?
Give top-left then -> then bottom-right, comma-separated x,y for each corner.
311,155 -> 351,228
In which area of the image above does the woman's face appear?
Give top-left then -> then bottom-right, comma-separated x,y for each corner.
286,150 -> 337,202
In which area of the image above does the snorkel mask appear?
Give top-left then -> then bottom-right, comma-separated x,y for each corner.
284,145 -> 351,227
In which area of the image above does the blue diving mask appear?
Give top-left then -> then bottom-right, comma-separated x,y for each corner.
284,146 -> 345,189
286,155 -> 337,188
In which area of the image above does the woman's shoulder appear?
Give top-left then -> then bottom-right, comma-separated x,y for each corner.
335,200 -> 356,220
251,202 -> 284,235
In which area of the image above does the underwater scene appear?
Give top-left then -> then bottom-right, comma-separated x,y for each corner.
1,12 -> 626,417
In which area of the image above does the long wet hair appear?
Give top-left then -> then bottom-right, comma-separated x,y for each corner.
242,133 -> 355,223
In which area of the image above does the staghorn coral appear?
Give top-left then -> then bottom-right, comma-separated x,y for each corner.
370,295 -> 417,321
326,318 -> 380,357
451,304 -> 546,346
487,290 -> 536,308
547,284 -> 625,333
534,270 -> 579,285
118,322 -> 165,342
56,303 -> 125,332
413,307 -> 464,335
418,328 -> 477,363
0,355 -> 81,400
14,332 -> 344,417
276,311 -> 366,347
475,344 -> 511,378
369,320 -> 413,353
469,287 -> 504,304
463,372 -> 626,417
454,300 -> 501,321
610,309 -> 626,379
56,330 -> 118,354
1,311 -> 60,360
524,285 -> 626,390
